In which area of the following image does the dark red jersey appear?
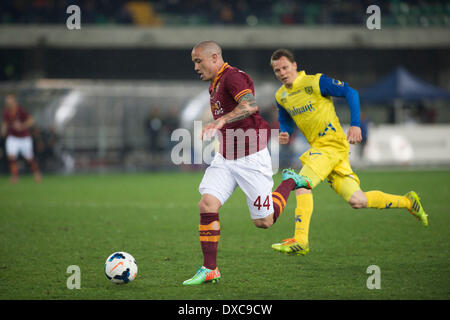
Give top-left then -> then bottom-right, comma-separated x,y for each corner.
2,106 -> 31,138
208,63 -> 271,159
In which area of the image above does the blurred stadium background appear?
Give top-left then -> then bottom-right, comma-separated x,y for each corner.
1,0 -> 450,175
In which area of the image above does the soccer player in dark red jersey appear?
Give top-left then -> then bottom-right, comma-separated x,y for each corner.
183,41 -> 311,285
1,93 -> 42,184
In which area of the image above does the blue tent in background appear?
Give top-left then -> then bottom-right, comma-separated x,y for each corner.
359,66 -> 450,123
360,66 -> 450,101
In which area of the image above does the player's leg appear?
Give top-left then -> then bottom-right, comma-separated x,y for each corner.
7,155 -> 19,183
184,195 -> 224,286
183,158 -> 236,285
231,149 -> 276,228
244,149 -> 310,229
252,169 -> 312,229
270,168 -> 312,224
272,164 -> 321,255
227,148 -> 302,229
272,146 -> 340,255
21,136 -> 41,183
330,170 -> 428,227
293,165 -> 321,247
198,193 -> 221,270
5,136 -> 19,183
337,173 -> 407,210
355,189 -> 428,226
267,174 -> 295,227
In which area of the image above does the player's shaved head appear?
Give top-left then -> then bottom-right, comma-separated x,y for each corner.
193,41 -> 222,57
191,41 -> 225,82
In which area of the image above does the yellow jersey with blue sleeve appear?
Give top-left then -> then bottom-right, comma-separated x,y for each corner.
275,71 -> 362,182
275,71 -> 348,151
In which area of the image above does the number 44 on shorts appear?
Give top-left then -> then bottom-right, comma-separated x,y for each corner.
253,195 -> 270,210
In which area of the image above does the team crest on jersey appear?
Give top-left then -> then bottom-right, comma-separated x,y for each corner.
211,100 -> 224,116
304,86 -> 313,95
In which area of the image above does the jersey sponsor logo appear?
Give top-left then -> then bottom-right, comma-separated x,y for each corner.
304,86 -> 313,95
288,89 -> 302,96
287,102 -> 315,117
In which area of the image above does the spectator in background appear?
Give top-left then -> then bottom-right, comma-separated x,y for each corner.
42,126 -> 59,166
1,93 -> 42,183
424,105 -> 437,123
164,105 -> 180,150
165,105 -> 180,132
82,0 -> 97,24
219,4 -> 235,24
116,3 -> 133,24
32,125 -> 60,172
32,126 -> 45,166
145,106 -> 163,153
0,0 -> 446,27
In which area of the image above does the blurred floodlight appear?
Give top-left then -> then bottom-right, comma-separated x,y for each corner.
55,90 -> 82,129
180,90 -> 209,129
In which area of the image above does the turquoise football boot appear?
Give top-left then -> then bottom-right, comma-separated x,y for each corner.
282,168 -> 312,190
183,266 -> 221,286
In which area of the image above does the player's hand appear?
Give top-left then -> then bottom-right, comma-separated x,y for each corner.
347,126 -> 362,144
279,131 -> 290,144
201,118 -> 226,140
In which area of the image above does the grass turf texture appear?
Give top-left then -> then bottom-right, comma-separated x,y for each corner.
0,170 -> 449,300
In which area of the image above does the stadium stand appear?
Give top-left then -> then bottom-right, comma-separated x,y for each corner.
0,0 -> 449,26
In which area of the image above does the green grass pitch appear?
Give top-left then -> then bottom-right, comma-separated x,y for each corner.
0,169 -> 449,300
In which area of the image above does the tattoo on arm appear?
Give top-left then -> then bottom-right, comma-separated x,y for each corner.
221,93 -> 258,124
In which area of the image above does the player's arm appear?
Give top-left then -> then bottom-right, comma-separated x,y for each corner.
276,100 -> 295,144
23,115 -> 34,129
319,74 -> 362,144
1,120 -> 7,137
222,92 -> 259,124
201,93 -> 258,140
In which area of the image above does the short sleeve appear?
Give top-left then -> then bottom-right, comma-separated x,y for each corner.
225,71 -> 254,102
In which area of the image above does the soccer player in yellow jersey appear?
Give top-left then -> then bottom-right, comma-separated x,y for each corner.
269,49 -> 428,255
